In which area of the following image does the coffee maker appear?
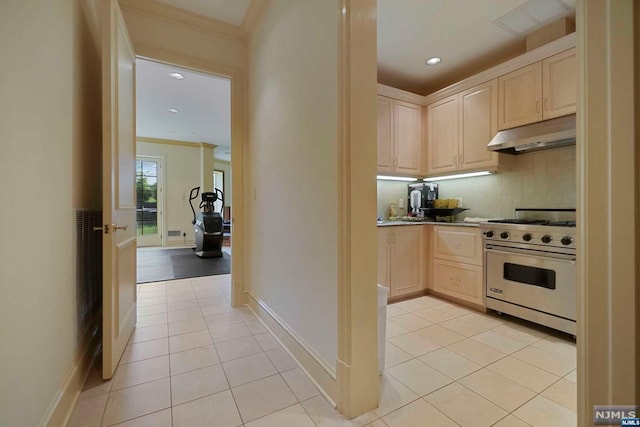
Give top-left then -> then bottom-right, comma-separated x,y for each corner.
407,183 -> 438,216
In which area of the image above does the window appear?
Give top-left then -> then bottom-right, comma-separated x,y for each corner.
213,170 -> 224,214
136,159 -> 159,236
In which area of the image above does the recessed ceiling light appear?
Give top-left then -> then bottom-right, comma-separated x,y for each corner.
426,57 -> 442,66
168,108 -> 179,113
169,72 -> 184,80
167,129 -> 176,133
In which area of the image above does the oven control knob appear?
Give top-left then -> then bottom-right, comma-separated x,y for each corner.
500,231 -> 509,239
561,236 -> 573,246
522,233 -> 532,241
484,231 -> 494,238
541,234 -> 553,244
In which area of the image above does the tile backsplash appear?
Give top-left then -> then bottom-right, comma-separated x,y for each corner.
377,146 -> 576,220
377,180 -> 410,219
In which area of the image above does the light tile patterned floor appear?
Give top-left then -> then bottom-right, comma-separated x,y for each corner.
69,279 -> 577,426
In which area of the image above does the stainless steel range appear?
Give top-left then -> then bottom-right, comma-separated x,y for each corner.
480,209 -> 576,335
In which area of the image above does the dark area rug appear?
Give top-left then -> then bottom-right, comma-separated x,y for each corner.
137,248 -> 230,283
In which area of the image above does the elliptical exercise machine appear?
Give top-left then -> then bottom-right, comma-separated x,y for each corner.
188,186 -> 224,258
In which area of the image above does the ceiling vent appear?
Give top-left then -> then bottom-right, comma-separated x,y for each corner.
493,0 -> 572,36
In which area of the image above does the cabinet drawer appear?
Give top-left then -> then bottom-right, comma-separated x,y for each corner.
432,258 -> 483,305
432,226 -> 482,265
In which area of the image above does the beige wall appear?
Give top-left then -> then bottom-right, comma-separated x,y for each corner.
137,140 -> 206,246
0,0 -> 102,425
247,0 -> 339,371
377,146 -> 576,219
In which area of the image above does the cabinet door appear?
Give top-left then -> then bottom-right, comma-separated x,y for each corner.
427,95 -> 459,175
460,79 -> 499,170
498,62 -> 542,130
377,228 -> 391,287
542,48 -> 577,120
377,96 -> 394,173
389,226 -> 423,297
394,100 -> 423,175
432,258 -> 484,305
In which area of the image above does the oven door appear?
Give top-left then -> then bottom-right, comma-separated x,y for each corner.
485,244 -> 576,321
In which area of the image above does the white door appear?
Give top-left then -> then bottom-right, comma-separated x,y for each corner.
100,0 -> 137,379
136,156 -> 163,247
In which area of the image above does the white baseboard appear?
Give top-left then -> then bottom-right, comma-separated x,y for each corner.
245,291 -> 338,405
40,322 -> 101,427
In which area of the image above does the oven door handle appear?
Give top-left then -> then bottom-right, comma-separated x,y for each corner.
485,248 -> 576,264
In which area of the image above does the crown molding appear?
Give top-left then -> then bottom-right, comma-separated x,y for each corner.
137,136 -> 215,148
119,0 -> 246,41
423,32 -> 576,104
134,43 -> 244,80
377,83 -> 425,105
241,0 -> 267,36
380,33 -> 577,106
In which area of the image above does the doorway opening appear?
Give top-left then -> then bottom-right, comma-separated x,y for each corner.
135,58 -> 232,284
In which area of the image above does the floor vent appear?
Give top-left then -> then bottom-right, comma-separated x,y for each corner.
168,230 -> 181,237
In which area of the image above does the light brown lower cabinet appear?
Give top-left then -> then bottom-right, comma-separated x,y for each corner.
431,226 -> 484,306
431,258 -> 483,305
377,226 -> 424,298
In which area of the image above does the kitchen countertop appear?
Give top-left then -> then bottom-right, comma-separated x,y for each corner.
377,220 -> 479,228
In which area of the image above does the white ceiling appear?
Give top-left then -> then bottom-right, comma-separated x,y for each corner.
377,0 -> 575,95
135,0 -> 576,158
154,0 -> 252,26
136,59 -> 232,161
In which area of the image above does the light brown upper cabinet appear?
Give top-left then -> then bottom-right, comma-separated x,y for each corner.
498,48 -> 576,130
542,48 -> 577,119
498,62 -> 542,130
427,79 -> 512,176
427,94 -> 459,175
377,96 -> 394,173
377,95 -> 424,176
459,79 -> 501,170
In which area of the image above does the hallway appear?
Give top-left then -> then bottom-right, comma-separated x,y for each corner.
68,275 -> 576,426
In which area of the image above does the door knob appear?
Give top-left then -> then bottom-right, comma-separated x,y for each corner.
93,224 -> 110,234
112,224 -> 128,231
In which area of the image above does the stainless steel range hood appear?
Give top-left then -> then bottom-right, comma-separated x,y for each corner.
487,114 -> 576,154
